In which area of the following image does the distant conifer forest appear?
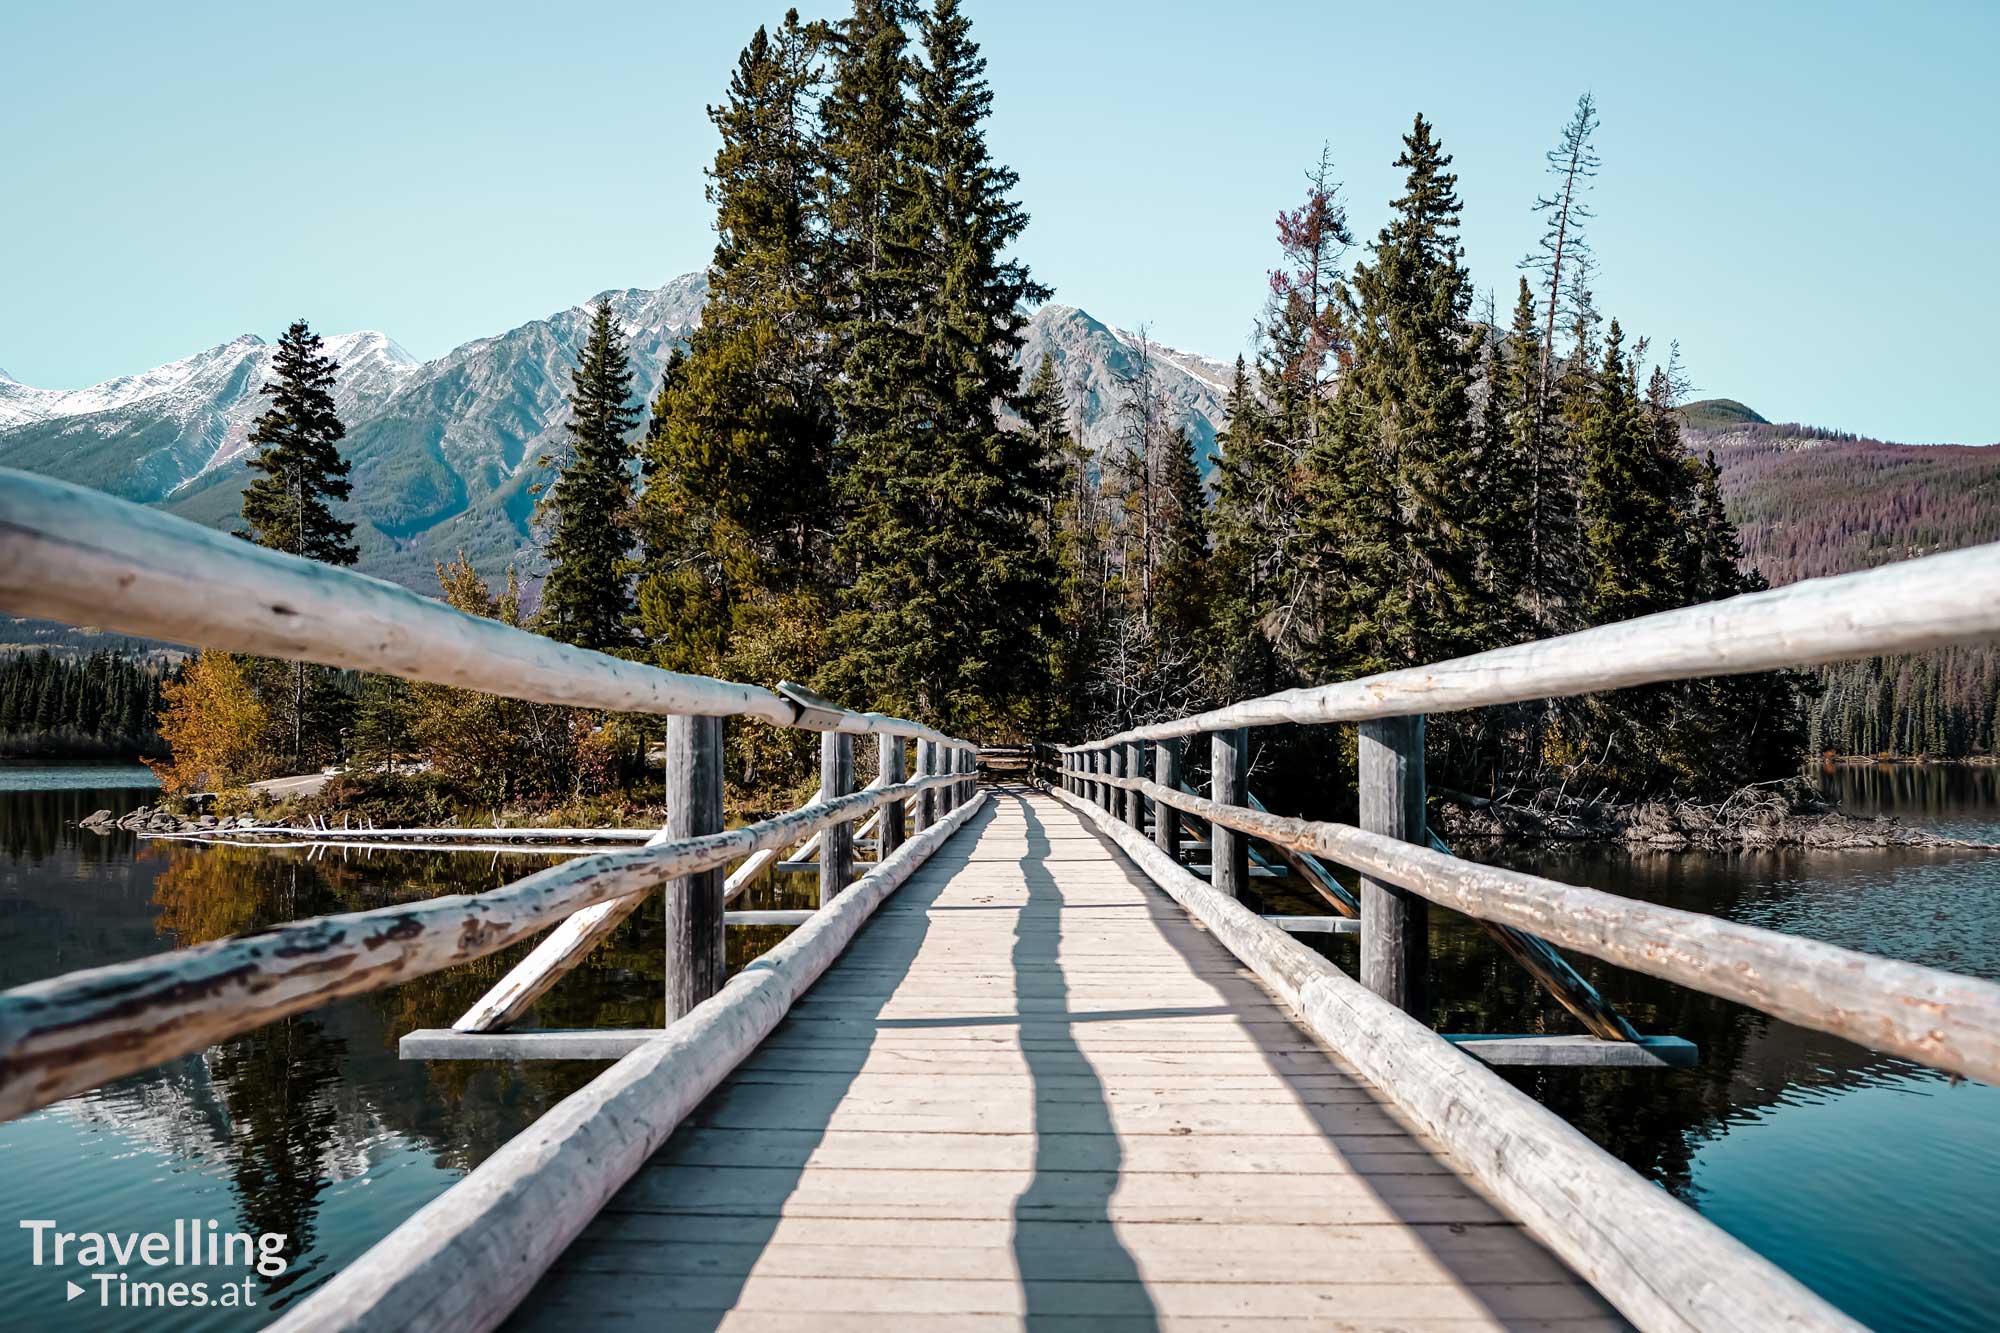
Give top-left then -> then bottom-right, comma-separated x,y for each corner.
0,650 -> 165,759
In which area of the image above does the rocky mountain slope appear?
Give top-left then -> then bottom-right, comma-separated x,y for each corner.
0,275 -> 1228,591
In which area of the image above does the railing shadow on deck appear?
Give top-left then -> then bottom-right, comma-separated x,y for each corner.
1004,788 -> 1160,1329
1059,801 -> 1624,1329
503,809 -> 978,1330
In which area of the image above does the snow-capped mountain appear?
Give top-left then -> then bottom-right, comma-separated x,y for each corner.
0,331 -> 421,507
1015,304 -> 1231,463
0,274 -> 1230,591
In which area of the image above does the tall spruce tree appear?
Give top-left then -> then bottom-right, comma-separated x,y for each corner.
635,12 -> 835,682
1308,115 -> 1486,679
830,0 -> 1057,736
1024,354 -> 1109,733
1207,353 -> 1301,701
1152,425 -> 1213,708
1209,156 -> 1350,702
1525,94 -> 1600,420
824,1 -> 915,331
539,301 -> 640,651
240,319 -> 356,767
242,320 -> 357,565
1577,320 -> 1683,626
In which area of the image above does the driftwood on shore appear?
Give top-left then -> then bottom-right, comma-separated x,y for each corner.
1437,777 -> 1999,851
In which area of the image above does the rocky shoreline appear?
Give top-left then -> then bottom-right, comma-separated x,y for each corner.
1437,777 -> 1997,852
79,806 -> 267,837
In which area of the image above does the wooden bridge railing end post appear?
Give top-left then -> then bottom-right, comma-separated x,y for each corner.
1153,738 -> 1182,861
820,732 -> 855,906
1210,727 -> 1249,902
663,713 -> 726,1024
1125,740 -> 1146,832
878,734 -> 906,860
1359,714 -> 1428,1016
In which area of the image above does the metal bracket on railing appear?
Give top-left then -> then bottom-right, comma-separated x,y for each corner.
1425,826 -> 1647,1045
1163,769 -> 1652,1050
776,681 -> 855,732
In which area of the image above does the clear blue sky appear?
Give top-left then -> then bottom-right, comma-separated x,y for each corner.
4,1 -> 1994,442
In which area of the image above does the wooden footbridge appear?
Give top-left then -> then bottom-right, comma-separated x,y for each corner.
5,467 -> 2000,1331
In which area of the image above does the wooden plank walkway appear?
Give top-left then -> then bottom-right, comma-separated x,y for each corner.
511,787 -> 1625,1331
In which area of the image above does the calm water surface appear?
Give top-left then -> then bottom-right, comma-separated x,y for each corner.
0,762 -> 1996,1329
0,769 -> 811,1328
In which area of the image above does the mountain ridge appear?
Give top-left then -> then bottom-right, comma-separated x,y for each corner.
0,274 -> 1225,590
5,284 -> 1991,606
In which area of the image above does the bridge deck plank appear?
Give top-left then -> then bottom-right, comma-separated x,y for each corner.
509,789 -> 1623,1330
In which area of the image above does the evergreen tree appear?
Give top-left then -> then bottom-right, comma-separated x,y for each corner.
1308,115 -> 1486,678
0,650 -> 163,757
1209,155 -> 1350,703
240,319 -> 356,769
350,674 -> 418,771
1489,275 -> 1582,636
635,12 -> 835,686
823,1 -> 915,330
1108,331 -> 1168,636
1578,321 -> 1684,626
1154,426 -> 1213,660
1524,93 -> 1600,420
830,0 -> 1057,736
241,320 -> 357,564
1024,355 -> 1109,733
538,301 -> 641,651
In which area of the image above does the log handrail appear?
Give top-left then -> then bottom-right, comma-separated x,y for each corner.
283,788 -> 994,1332
1047,532 -> 2000,1330
0,468 -> 980,1119
1059,536 -> 2000,750
1054,785 -> 1859,1333
0,468 -> 964,744
0,770 -> 965,1121
1084,767 -> 2000,1086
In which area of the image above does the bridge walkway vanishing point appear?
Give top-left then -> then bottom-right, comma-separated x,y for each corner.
514,786 -> 1623,1331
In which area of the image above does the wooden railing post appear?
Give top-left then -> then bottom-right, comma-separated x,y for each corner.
1360,715 -> 1428,1016
1125,739 -> 1146,832
1153,738 -> 1181,861
662,713 -> 725,1023
1210,728 -> 1248,901
1107,744 -> 1126,821
878,735 -> 906,860
1097,747 -> 1114,812
913,740 -> 935,833
820,732 -> 854,906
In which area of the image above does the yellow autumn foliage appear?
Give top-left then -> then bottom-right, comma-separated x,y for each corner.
147,650 -> 271,794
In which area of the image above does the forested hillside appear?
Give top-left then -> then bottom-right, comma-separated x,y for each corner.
1690,416 -> 2000,759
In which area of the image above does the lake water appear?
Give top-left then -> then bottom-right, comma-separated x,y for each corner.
0,763 -> 1995,1329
